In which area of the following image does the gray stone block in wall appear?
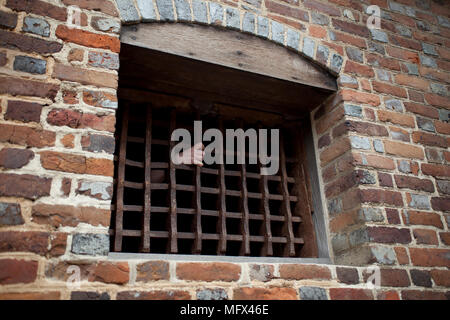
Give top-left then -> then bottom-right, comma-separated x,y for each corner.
439,109 -> 450,122
197,289 -> 228,300
92,17 -> 121,33
422,43 -> 437,56
430,83 -> 447,96
370,246 -> 396,265
359,207 -> 384,222
156,0 -> 175,21
23,16 -> 50,37
192,0 -> 207,24
373,139 -> 384,153
331,233 -> 349,253
77,181 -> 113,200
344,104 -> 362,118
226,7 -> 240,30
299,287 -> 328,300
209,2 -> 223,25
350,136 -> 371,150
271,20 -> 284,45
115,0 -> 140,23
349,228 -> 368,247
302,37 -> 316,58
316,44 -> 329,62
257,16 -> 269,38
385,99 -> 403,112
417,117 -> 435,132
330,53 -> 343,73
242,12 -> 255,34
311,11 -> 329,25
370,29 -> 388,43
345,47 -> 363,63
408,194 -> 431,210
286,28 -> 300,50
13,56 -> 46,74
420,54 -> 437,68
71,233 -> 110,256
0,202 -> 24,226
88,52 -> 119,70
174,0 -> 191,22
136,0 -> 157,21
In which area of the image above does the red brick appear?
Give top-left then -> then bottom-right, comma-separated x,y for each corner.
403,210 -> 443,228
330,31 -> 367,48
435,121 -> 450,135
0,148 -> 34,169
386,208 -> 400,224
303,0 -> 340,16
0,76 -> 59,101
332,19 -> 369,37
363,268 -> 410,287
341,89 -> 380,106
377,290 -> 400,300
394,175 -> 435,193
0,29 -> 62,55
431,197 -> 450,212
366,53 -> 401,71
0,10 -> 17,29
56,25 -> 120,53
320,138 -> 350,166
425,93 -> 450,109
0,231 -> 50,255
386,46 -> 419,64
409,248 -> 450,267
395,246 -> 410,265
401,290 -> 447,300
316,105 -> 344,134
329,210 -> 359,233
0,173 -> 51,200
0,292 -> 60,300
372,81 -> 407,98
176,262 -> 241,281
439,232 -> 450,246
265,1 -> 309,22
0,123 -> 55,148
32,203 -> 110,228
62,0 -> 118,16
85,158 -> 114,176
389,126 -> 410,142
430,269 -> 450,287
309,25 -> 326,38
117,290 -> 190,300
61,134 -> 75,148
53,63 -> 117,89
384,140 -> 424,159
394,74 -> 429,91
0,259 -> 38,284
329,288 -> 373,300
404,102 -> 439,119
333,120 -> 388,138
367,226 -> 411,244
421,163 -> 450,178
413,229 -> 438,245
279,264 -> 331,280
378,172 -> 393,187
6,0 -> 66,20
89,262 -> 129,284
336,267 -> 359,284
47,109 -> 115,132
40,151 -> 86,174
389,35 -> 421,51
344,61 -> 374,77
63,90 -> 78,104
233,287 -> 297,300
353,153 -> 395,170
412,131 -> 447,148
407,90 -> 424,103
5,100 -> 43,123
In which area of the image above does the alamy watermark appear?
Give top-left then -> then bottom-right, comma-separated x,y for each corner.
366,5 -> 381,30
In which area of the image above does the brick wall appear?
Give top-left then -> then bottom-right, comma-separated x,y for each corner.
0,0 -> 448,300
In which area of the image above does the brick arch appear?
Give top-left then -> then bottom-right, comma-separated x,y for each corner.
113,0 -> 344,77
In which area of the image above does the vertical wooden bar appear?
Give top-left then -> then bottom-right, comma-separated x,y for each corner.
168,109 -> 178,253
238,120 -> 250,256
293,126 -> 318,257
258,123 -> 273,256
193,113 -> 202,254
279,131 -> 296,257
216,118 -> 227,254
114,101 -> 129,252
140,106 -> 152,252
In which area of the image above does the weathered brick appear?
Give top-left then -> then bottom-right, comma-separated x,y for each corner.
0,202 -> 24,226
61,134 -> 74,149
68,49 -> 84,63
233,287 -> 297,300
0,148 -> 34,169
0,173 -> 51,200
329,288 -> 373,300
332,19 -> 369,37
47,109 -> 115,132
394,175 -> 435,193
367,226 -> 411,244
88,51 -> 119,70
56,25 -> 120,53
0,259 -> 38,285
319,138 -> 350,166
0,76 -> 59,101
71,292 -> 110,300
403,210 -> 443,228
0,10 -> 18,29
431,197 -> 450,212
53,63 -> 117,89
0,231 -> 55,255
32,203 -> 110,227
384,140 -> 424,159
23,16 -> 49,37
5,100 -> 43,123
344,61 -> 374,77
90,261 -> 129,284
412,131 -> 447,148
265,1 -> 309,22
413,229 -> 438,245
0,29 -> 62,54
409,248 -> 450,267
430,269 -> 450,287
353,153 -> 395,170
136,261 -> 169,282
336,267 -> 359,284
279,264 -> 331,280
81,134 -> 115,153
249,264 -> 275,282
176,263 -> 241,281
40,151 -> 86,174
91,16 -> 121,33
333,120 -> 388,138
6,0 -> 66,21
61,177 -> 71,196
197,289 -> 228,300
421,163 -> 450,178
341,89 -> 380,106
83,90 -> 118,109
62,0 -> 118,16
386,208 -> 401,224
0,292 -> 60,300
71,233 -> 109,256
361,189 -> 403,207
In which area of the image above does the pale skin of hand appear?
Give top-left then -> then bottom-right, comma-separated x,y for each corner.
151,143 -> 205,183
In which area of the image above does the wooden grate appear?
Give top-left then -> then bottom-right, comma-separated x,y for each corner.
110,101 -> 317,257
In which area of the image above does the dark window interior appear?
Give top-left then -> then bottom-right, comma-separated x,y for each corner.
110,43 -> 321,258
